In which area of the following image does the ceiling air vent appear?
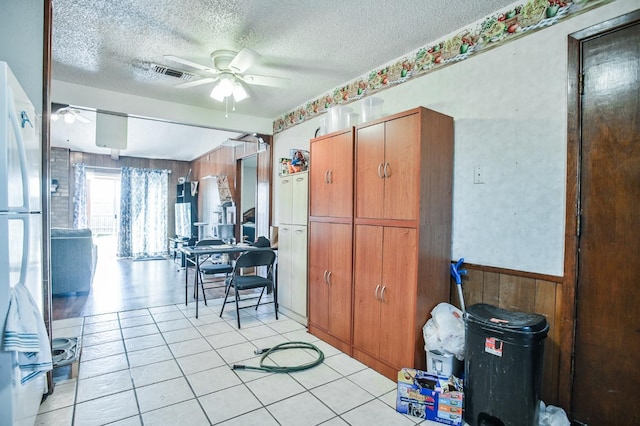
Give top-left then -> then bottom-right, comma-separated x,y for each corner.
151,64 -> 194,81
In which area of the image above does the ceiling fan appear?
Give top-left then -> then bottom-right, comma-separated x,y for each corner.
51,106 -> 91,124
164,48 -> 290,104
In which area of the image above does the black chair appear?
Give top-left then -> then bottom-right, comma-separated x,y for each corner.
219,249 -> 277,328
194,239 -> 233,305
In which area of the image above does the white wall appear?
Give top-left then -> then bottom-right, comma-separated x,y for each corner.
273,0 -> 638,277
0,1 -> 45,112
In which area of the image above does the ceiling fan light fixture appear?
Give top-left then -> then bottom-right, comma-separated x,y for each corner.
51,112 -> 60,121
210,75 -> 235,102
232,82 -> 249,102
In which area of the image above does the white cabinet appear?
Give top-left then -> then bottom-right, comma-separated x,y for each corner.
277,172 -> 309,325
278,225 -> 308,322
279,172 -> 308,226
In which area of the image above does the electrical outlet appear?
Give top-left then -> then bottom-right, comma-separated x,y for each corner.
474,166 -> 485,184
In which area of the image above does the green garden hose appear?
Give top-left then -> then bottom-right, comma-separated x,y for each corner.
232,341 -> 325,373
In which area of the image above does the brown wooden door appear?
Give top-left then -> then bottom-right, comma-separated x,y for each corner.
384,114 -> 420,221
379,226 -> 418,368
353,224 -> 383,356
571,18 -> 640,425
310,137 -> 333,218
355,123 -> 385,219
327,222 -> 353,342
310,131 -> 354,219
308,221 -> 330,330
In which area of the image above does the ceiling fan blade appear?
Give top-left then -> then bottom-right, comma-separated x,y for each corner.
164,55 -> 217,74
74,113 -> 91,124
174,77 -> 217,89
240,74 -> 290,88
228,48 -> 260,73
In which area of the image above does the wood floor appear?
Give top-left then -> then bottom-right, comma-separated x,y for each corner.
52,251 -> 229,321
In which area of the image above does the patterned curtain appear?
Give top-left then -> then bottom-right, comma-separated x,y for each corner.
117,167 -> 169,258
72,163 -> 87,229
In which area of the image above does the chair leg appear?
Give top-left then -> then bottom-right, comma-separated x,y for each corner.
274,284 -> 278,320
200,272 -> 208,306
255,287 -> 265,310
219,283 -> 232,318
234,287 -> 241,329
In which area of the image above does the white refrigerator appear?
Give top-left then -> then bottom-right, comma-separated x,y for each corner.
0,61 -> 48,425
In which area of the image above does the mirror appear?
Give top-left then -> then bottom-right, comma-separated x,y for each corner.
239,155 -> 257,243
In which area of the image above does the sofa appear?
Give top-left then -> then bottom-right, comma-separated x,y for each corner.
51,228 -> 98,295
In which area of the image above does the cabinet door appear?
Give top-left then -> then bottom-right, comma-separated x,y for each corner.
327,222 -> 353,342
290,225 -> 308,316
352,224 -> 383,356
308,221 -> 330,330
279,176 -> 293,225
291,173 -> 308,225
383,114 -> 420,221
277,225 -> 293,310
355,123 -> 385,219
310,131 -> 353,218
379,226 -> 418,369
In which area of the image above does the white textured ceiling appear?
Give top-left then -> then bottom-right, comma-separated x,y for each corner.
51,0 -> 517,160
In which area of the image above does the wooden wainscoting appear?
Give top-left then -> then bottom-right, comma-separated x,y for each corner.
448,264 -> 563,405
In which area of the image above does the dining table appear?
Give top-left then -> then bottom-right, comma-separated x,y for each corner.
180,243 -> 274,318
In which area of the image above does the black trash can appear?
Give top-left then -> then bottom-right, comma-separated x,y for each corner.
463,303 -> 549,426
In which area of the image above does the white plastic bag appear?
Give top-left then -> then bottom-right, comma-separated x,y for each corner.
423,302 -> 465,360
538,401 -> 570,426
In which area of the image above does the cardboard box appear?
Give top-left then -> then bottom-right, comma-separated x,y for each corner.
396,368 -> 463,425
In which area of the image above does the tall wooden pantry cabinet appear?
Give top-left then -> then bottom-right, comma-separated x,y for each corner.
351,107 -> 454,379
277,171 -> 308,325
308,128 -> 354,354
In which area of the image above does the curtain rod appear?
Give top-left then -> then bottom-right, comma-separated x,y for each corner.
73,164 -> 172,173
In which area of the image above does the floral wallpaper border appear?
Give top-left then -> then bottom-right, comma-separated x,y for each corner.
273,0 -> 611,134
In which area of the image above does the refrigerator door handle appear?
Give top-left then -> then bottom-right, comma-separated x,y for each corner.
7,87 -> 30,212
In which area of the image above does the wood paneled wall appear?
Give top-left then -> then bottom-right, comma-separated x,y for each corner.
449,264 -> 563,405
191,137 -> 272,242
52,148 -> 191,231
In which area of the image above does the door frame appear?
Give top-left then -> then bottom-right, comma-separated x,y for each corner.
561,9 -> 640,411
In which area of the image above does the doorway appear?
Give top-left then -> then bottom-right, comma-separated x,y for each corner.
567,11 -> 640,425
86,169 -> 120,260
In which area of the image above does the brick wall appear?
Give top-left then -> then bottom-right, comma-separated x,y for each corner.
50,147 -> 70,228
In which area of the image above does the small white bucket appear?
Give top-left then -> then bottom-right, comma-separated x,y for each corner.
361,97 -> 384,122
327,106 -> 353,133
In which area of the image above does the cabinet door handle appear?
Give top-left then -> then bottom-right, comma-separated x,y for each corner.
296,177 -> 304,182
323,270 -> 328,284
377,162 -> 384,178
380,285 -> 387,302
324,170 -> 329,183
326,271 -> 332,286
283,179 -> 290,185
328,169 -> 333,184
383,162 -> 390,178
374,284 -> 381,301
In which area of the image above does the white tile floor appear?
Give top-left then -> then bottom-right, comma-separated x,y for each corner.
39,298 -> 444,426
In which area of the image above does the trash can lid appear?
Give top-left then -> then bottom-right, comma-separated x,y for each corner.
465,303 -> 548,334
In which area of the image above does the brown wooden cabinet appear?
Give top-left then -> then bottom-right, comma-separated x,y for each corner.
309,129 -> 353,220
355,113 -> 421,221
352,225 -> 418,370
308,221 -> 353,353
307,107 -> 453,380
351,107 -> 454,379
308,128 -> 354,354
